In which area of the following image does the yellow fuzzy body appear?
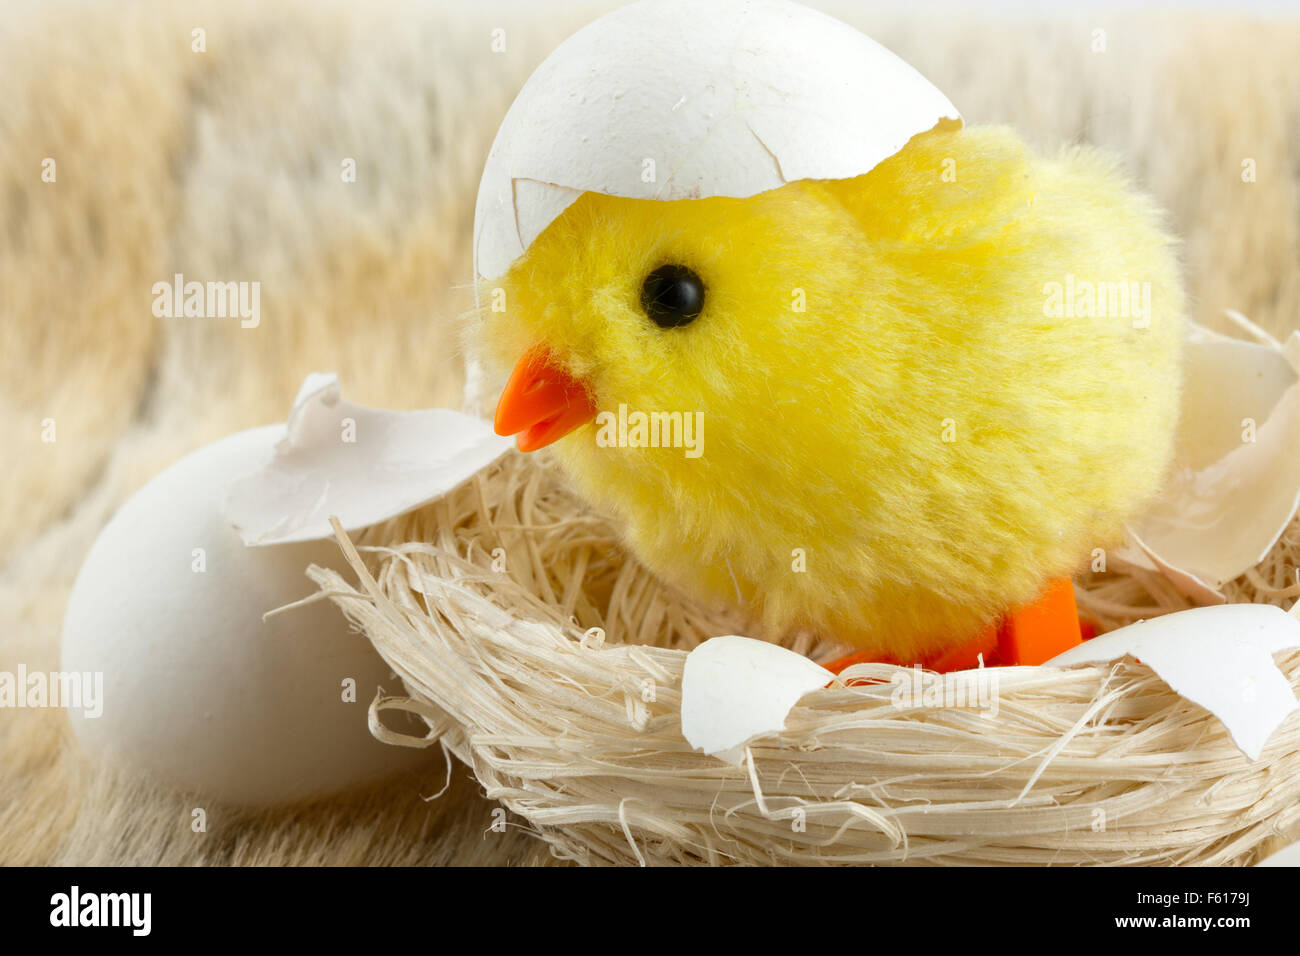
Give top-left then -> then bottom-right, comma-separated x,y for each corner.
477,126 -> 1185,660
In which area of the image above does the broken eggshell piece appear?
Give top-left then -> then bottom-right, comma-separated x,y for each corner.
1046,603 -> 1300,761
224,373 -> 513,547
680,636 -> 833,765
1122,325 -> 1300,602
472,0 -> 961,283
1256,841 -> 1300,866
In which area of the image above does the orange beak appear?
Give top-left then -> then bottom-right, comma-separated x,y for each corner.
493,348 -> 598,452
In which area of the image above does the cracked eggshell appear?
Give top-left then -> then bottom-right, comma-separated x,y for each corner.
680,635 -> 833,764
473,0 -> 961,282
1047,603 -> 1300,761
224,373 -> 512,547
61,426 -> 429,806
1257,841 -> 1300,866
1125,328 -> 1300,601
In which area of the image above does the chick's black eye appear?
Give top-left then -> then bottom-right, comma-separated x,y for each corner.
641,264 -> 705,328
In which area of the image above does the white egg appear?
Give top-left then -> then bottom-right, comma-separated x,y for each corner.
61,426 -> 428,806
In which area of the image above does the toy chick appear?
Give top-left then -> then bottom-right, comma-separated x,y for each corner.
472,0 -> 1184,668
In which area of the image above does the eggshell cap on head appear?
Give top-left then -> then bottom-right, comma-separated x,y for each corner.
473,0 -> 962,282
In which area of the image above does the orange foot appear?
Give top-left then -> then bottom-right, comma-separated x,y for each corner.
824,577 -> 1088,678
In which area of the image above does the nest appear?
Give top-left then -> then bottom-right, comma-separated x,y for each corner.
311,452 -> 1300,866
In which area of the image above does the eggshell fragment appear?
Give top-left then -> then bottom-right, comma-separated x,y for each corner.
1124,327 -> 1300,601
61,426 -> 429,806
473,0 -> 961,281
1046,604 -> 1300,760
1256,841 -> 1300,866
224,373 -> 512,546
681,635 -> 833,764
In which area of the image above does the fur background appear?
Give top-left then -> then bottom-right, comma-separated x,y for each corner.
2,0 -> 1298,865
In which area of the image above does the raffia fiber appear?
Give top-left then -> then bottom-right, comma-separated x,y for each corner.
310,452 -> 1300,866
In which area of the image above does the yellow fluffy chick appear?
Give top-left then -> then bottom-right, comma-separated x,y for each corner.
478,125 -> 1185,662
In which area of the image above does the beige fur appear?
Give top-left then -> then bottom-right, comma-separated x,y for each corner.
2,0 -> 1298,865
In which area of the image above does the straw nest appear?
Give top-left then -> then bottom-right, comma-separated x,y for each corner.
310,452 -> 1300,866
